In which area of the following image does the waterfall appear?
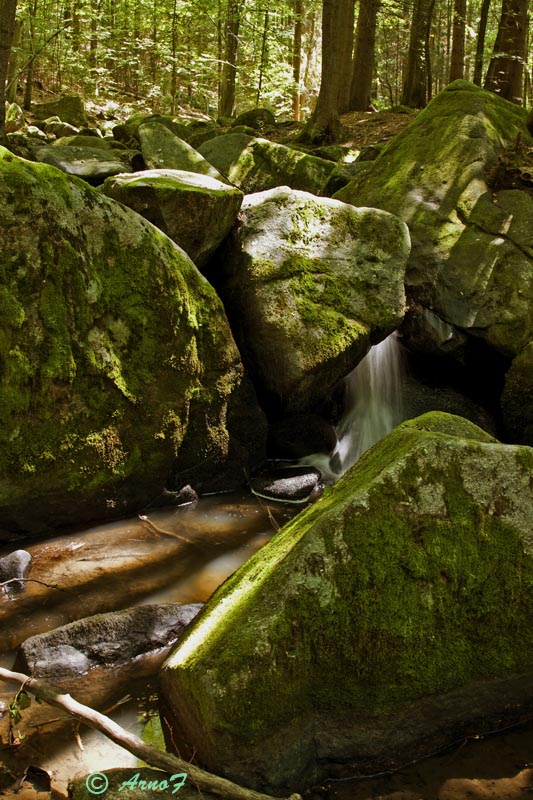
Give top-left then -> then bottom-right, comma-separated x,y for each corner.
303,333 -> 405,481
332,332 -> 404,473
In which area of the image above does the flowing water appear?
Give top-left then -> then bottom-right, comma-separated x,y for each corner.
303,333 -> 406,480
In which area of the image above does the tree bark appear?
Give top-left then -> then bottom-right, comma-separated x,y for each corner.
0,667 -> 302,800
218,0 -> 243,118
0,0 -> 18,144
5,17 -> 21,103
473,0 -> 491,84
300,0 -> 355,143
292,0 -> 303,120
449,0 -> 466,80
484,0 -> 528,103
401,0 -> 436,107
349,0 -> 380,110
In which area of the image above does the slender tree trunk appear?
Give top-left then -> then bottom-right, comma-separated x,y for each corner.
292,0 -> 303,120
349,0 -> 380,110
484,0 -> 528,102
425,0 -> 436,99
170,0 -> 178,114
23,0 -> 37,111
5,17 -> 21,102
401,0 -> 436,106
449,0 -> 466,80
473,0 -> 491,84
256,10 -> 268,104
219,0 -> 243,118
0,0 -> 18,144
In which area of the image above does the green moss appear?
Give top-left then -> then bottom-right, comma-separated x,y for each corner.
163,413 -> 533,746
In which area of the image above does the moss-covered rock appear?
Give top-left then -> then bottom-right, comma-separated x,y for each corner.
160,412 -> 533,793
31,95 -> 88,127
334,81 -> 533,358
198,133 -> 336,195
138,121 -> 228,182
101,169 -> 243,268
0,147 -> 265,538
213,186 -> 409,412
33,144 -> 133,185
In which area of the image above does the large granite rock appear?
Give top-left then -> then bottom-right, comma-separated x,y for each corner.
160,412 -> 533,793
0,146 -> 265,538
335,81 -> 533,359
33,144 -> 134,185
198,133 -> 335,194
138,121 -> 227,182
31,95 -> 87,127
213,186 -> 409,411
101,169 -> 243,268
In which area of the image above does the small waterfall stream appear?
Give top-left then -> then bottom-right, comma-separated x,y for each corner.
306,333 -> 405,480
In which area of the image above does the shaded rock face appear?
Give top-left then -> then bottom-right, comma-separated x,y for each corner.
33,144 -> 134,185
160,412 -> 533,793
213,186 -> 409,412
334,82 -> 533,360
101,169 -> 243,268
0,146 -> 266,538
16,603 -> 202,705
502,341 -> 533,444
198,133 -> 335,194
138,121 -> 227,182
31,95 -> 88,128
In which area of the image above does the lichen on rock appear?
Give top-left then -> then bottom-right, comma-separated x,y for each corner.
0,146 -> 265,538
160,411 -> 533,793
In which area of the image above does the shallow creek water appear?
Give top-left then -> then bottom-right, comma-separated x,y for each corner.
0,493 -> 298,796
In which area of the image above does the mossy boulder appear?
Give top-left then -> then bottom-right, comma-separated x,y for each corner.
32,95 -> 87,127
160,412 -> 533,793
138,121 -> 228,182
33,144 -> 133,185
213,186 -> 409,411
198,133 -> 336,195
232,107 -> 276,130
101,169 -> 243,268
0,147 -> 265,538
334,81 -> 533,358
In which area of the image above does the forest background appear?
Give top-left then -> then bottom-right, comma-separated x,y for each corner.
0,0 -> 531,144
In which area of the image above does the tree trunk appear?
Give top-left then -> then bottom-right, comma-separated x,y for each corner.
300,0 -> 355,143
256,10 -> 269,104
0,0 -> 17,145
484,0 -> 528,103
292,0 -> 303,120
218,0 -> 243,118
449,0 -> 466,80
337,0 -> 355,113
401,0 -> 436,107
349,0 -> 380,110
5,17 -> 21,103
474,0 -> 490,86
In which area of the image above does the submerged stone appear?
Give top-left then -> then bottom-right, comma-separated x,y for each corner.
0,147 -> 265,537
214,186 -> 409,411
160,412 -> 533,793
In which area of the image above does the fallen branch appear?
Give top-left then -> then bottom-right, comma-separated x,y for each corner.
138,515 -> 196,546
0,667 -> 301,800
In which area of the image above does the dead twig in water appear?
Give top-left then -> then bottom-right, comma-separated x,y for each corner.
0,667 -> 302,800
137,515 -> 196,546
